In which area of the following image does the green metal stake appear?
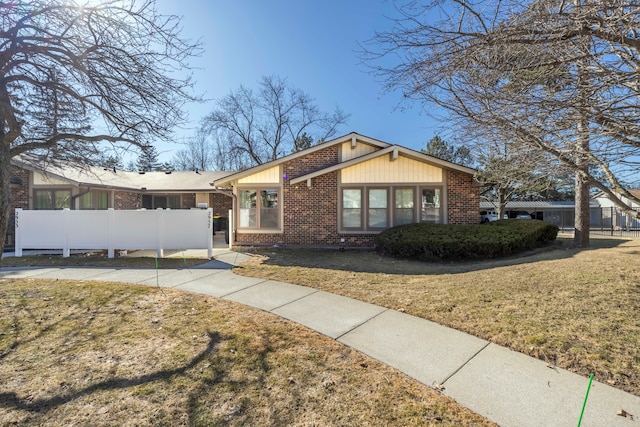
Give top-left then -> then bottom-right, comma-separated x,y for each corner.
181,249 -> 191,272
155,257 -> 159,287
577,373 -> 594,427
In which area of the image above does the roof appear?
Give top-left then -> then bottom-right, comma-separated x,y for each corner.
213,132 -> 477,187
12,155 -> 232,192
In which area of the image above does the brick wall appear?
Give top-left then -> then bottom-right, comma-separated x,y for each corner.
211,193 -> 232,217
114,191 -> 141,209
181,193 -> 196,209
447,170 -> 480,224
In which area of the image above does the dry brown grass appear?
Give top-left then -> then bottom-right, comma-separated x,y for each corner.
1,252 -> 211,269
234,235 -> 640,397
0,278 -> 494,426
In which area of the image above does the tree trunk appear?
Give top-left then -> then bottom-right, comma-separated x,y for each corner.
574,169 -> 590,247
497,186 -> 507,220
574,37 -> 591,248
0,141 -> 11,267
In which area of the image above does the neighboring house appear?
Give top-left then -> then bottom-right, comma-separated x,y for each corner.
213,132 -> 480,248
480,196 -> 639,231
6,155 -> 233,249
592,189 -> 640,230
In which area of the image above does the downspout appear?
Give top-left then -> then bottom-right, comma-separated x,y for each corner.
70,187 -> 92,210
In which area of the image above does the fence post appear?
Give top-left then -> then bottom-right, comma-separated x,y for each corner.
14,208 -> 22,257
107,208 -> 115,258
63,208 -> 71,258
207,208 -> 213,258
156,208 -> 164,259
611,207 -> 614,236
228,209 -> 233,249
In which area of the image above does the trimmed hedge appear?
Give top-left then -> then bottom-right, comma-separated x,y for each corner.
374,219 -> 559,261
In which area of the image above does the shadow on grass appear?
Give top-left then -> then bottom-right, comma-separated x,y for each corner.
239,236 -> 632,275
0,331 -> 220,413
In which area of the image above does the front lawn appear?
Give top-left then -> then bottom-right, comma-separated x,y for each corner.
234,235 -> 640,397
0,279 -> 494,426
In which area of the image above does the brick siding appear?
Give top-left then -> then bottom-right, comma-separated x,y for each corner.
446,170 -> 480,224
114,191 -> 141,210
211,193 -> 232,217
181,193 -> 196,209
236,148 -> 480,248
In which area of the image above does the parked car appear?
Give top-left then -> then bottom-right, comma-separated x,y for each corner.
480,210 -> 507,223
507,210 -> 533,219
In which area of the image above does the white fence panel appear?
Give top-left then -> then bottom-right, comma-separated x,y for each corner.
16,210 -> 67,249
14,208 -> 213,258
111,210 -> 160,249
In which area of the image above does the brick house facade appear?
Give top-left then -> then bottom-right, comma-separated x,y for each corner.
214,132 -> 480,248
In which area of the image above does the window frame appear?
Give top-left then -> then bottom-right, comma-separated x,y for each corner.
237,186 -> 281,231
393,187 -> 416,226
367,187 -> 390,230
142,194 -> 182,210
78,190 -> 110,210
33,188 -> 72,210
341,187 -> 364,230
339,185 -> 445,232
419,186 -> 443,224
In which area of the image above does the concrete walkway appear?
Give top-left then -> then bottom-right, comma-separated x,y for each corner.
1,251 -> 639,427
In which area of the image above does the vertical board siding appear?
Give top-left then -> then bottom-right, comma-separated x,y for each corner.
341,141 -> 379,162
238,166 -> 280,184
341,155 -> 443,184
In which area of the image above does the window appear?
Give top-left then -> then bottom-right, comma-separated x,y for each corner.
342,189 -> 362,228
368,189 -> 388,228
34,189 -> 71,210
421,188 -> 441,223
260,190 -> 278,228
340,185 -> 443,231
394,188 -> 414,225
142,195 -> 181,209
79,191 -> 109,210
239,188 -> 279,229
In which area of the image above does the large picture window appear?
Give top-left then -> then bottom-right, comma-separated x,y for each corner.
142,194 -> 181,209
79,191 -> 109,210
34,189 -> 71,210
239,188 -> 279,229
340,185 -> 442,231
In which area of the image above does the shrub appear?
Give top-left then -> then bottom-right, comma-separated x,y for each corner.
374,220 -> 559,261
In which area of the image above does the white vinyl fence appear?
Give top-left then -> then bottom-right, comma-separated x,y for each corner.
14,208 -> 213,258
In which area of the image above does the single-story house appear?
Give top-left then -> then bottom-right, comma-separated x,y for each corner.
6,155 -> 233,249
480,195 -> 640,231
213,132 -> 480,248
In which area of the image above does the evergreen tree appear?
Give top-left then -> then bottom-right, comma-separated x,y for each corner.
136,146 -> 162,172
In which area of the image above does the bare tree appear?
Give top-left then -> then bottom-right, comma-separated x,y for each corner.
364,0 -> 640,246
173,130 -> 216,171
201,75 -> 350,166
0,0 -> 200,260
474,130 -> 569,218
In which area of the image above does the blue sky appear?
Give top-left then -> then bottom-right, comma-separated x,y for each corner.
153,0 -> 444,163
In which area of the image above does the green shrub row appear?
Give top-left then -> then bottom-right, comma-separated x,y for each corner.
374,219 -> 559,261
